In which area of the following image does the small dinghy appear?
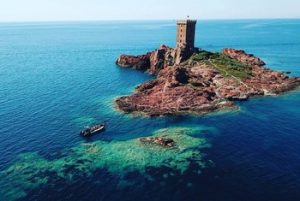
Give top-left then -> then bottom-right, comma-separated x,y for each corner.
80,123 -> 105,137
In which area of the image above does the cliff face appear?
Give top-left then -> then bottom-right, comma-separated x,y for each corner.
116,45 -> 198,74
116,53 -> 151,71
115,47 -> 300,117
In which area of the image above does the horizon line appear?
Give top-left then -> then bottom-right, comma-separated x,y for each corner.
0,17 -> 299,24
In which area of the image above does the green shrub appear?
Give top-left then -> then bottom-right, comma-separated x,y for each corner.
191,51 -> 252,79
191,51 -> 219,61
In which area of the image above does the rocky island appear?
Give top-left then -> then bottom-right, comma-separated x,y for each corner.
115,20 -> 300,117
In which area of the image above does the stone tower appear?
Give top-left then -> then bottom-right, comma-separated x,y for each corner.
176,20 -> 197,49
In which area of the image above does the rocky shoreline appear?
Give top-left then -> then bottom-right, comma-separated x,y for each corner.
115,45 -> 300,117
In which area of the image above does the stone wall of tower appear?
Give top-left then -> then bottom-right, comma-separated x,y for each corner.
176,20 -> 197,49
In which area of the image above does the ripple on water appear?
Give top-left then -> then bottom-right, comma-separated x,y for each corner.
0,126 -> 211,201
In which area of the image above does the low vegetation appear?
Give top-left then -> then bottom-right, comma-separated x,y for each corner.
191,50 -> 253,79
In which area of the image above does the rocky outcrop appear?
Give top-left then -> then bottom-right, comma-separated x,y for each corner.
115,65 -> 236,116
115,47 -> 300,117
223,48 -> 266,66
140,137 -> 176,148
116,45 -> 198,75
116,53 -> 151,71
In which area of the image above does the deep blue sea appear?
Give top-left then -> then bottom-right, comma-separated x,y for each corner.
0,20 -> 300,201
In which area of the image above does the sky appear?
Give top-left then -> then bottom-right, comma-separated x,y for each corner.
0,0 -> 299,22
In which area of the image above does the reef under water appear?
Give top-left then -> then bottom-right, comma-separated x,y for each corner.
0,127 -> 211,201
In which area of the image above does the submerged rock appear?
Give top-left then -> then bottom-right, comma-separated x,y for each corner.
0,127 -> 211,201
140,137 -> 176,148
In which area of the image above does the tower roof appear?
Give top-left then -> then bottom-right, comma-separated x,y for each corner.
176,19 -> 197,24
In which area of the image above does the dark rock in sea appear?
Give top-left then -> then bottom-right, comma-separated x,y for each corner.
140,137 -> 176,148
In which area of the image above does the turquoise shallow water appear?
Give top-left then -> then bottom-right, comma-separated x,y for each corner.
0,20 -> 300,201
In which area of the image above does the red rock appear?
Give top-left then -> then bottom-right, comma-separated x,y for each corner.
116,45 -> 199,75
116,53 -> 151,70
115,48 -> 300,117
223,48 -> 266,66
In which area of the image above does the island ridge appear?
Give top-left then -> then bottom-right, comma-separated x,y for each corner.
115,20 -> 300,117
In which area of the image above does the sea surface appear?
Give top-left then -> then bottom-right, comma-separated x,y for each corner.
0,19 -> 300,201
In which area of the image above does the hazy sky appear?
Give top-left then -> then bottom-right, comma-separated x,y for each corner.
0,0 -> 299,22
